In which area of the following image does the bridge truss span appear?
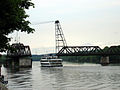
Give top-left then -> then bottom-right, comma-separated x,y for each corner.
57,46 -> 103,56
57,45 -> 120,56
53,20 -> 120,56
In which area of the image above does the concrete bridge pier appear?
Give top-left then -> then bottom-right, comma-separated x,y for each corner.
19,57 -> 32,67
100,56 -> 109,66
5,57 -> 32,68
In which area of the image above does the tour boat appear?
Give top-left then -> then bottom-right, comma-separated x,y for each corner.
40,56 -> 63,67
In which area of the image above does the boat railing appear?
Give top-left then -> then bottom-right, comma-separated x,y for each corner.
41,56 -> 58,59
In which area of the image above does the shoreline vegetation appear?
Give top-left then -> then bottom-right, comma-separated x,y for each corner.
0,51 -> 120,64
28,54 -> 120,64
1,55 -> 120,64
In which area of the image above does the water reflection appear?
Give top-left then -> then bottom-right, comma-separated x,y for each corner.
1,61 -> 120,90
39,64 -> 120,90
40,67 -> 67,90
3,65 -> 32,90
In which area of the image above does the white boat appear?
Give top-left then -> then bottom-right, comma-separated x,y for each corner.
40,56 -> 63,67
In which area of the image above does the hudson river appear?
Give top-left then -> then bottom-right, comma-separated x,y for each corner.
2,61 -> 120,90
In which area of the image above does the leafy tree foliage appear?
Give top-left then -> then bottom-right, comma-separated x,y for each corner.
0,0 -> 34,52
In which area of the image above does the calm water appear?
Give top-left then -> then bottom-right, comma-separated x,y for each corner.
2,61 -> 120,90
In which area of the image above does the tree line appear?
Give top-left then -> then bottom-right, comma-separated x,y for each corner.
60,46 -> 120,64
0,0 -> 34,52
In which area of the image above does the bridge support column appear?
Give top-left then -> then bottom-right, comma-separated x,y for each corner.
100,56 -> 109,66
19,57 -> 32,67
5,57 -> 32,68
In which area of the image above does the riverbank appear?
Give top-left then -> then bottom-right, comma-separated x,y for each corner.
0,82 -> 8,90
1,54 -> 120,64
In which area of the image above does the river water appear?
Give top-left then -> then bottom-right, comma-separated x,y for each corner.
1,61 -> 120,90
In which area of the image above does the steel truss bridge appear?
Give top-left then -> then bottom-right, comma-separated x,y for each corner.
56,46 -> 120,56
54,20 -> 120,57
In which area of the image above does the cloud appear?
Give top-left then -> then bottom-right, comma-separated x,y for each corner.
33,0 -> 120,9
30,0 -> 120,18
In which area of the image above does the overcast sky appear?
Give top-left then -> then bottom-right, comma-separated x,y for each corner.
9,0 -> 120,54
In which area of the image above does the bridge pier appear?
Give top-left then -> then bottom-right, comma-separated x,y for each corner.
100,56 -> 109,66
5,57 -> 32,68
19,57 -> 32,67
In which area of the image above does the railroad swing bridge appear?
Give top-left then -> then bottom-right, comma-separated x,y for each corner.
56,46 -> 120,56
7,43 -> 31,57
57,46 -> 102,56
54,20 -> 120,65
56,45 -> 120,65
6,43 -> 32,67
6,20 -> 120,66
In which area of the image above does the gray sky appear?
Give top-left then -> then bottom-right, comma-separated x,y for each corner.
9,0 -> 120,54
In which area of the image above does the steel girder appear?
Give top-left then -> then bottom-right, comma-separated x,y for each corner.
57,46 -> 120,56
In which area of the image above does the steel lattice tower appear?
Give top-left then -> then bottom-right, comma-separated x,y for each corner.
55,20 -> 67,53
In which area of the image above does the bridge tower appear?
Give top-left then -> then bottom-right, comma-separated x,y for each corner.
55,20 -> 67,53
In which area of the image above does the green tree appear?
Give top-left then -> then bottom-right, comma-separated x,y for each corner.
103,46 -> 109,53
0,0 -> 34,52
